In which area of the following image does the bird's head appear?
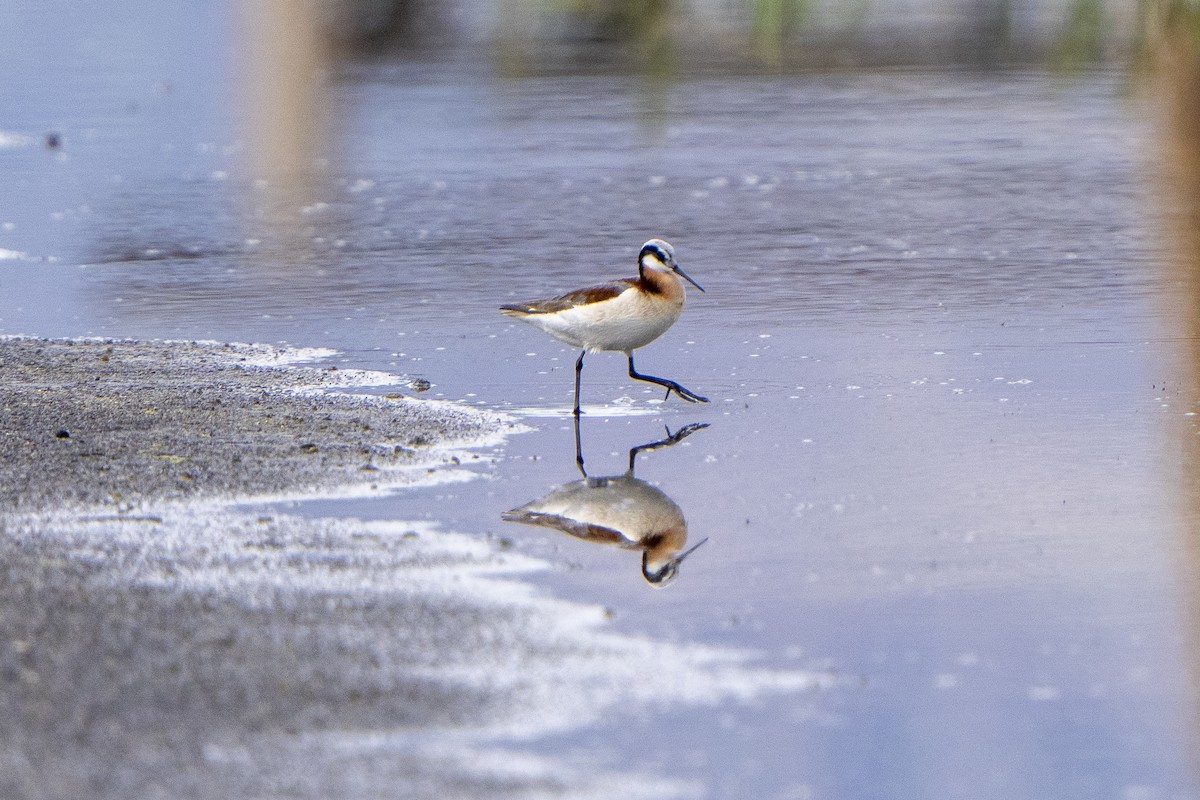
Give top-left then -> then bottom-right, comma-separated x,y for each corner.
639,239 -> 704,292
641,536 -> 709,587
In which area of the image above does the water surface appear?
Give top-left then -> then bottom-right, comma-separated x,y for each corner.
0,5 -> 1193,798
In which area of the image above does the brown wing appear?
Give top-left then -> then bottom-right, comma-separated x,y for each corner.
500,279 -> 635,315
500,510 -> 631,546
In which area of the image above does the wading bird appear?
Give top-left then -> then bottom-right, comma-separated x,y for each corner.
500,238 -> 708,415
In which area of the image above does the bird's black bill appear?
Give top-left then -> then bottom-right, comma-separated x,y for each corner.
674,265 -> 705,293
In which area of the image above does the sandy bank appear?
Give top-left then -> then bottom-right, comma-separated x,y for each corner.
0,337 -> 516,512
0,337 -> 827,800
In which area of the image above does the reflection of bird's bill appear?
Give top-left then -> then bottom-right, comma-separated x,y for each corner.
673,536 -> 709,565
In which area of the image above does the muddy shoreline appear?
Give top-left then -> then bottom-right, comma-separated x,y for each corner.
0,337 -> 819,800
0,337 -> 516,512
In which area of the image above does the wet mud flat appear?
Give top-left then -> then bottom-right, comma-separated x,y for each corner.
0,337 -> 824,800
0,336 -> 514,511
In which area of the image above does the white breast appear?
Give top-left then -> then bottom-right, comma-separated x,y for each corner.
539,288 -> 683,353
519,475 -> 685,546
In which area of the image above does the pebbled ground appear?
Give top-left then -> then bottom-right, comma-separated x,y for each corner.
0,337 -> 515,512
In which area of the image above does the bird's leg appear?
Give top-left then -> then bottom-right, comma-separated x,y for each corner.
573,350 -> 586,417
627,354 -> 709,404
627,421 -> 710,471
573,411 -> 587,478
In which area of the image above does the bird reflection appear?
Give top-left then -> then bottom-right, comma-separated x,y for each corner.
502,418 -> 709,586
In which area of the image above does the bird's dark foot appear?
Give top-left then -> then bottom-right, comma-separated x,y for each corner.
668,383 -> 708,404
628,359 -> 709,404
628,420 -> 711,467
663,421 -> 710,444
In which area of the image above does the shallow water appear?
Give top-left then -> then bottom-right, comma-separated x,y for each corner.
2,3 -> 1196,798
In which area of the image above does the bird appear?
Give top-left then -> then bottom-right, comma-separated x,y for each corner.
500,238 -> 708,416
502,420 -> 710,586
502,474 -> 708,586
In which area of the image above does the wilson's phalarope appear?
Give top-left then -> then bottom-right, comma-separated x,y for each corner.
500,238 -> 708,416
502,419 -> 710,586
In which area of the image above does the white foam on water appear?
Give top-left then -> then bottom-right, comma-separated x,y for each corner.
508,404 -> 666,419
358,741 -> 703,799
12,503 -> 835,747
0,336 -> 835,796
0,131 -> 34,148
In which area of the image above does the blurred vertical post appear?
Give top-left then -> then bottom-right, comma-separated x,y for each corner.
751,0 -> 806,67
494,0 -> 538,77
238,0 -> 333,227
1148,0 -> 1200,768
